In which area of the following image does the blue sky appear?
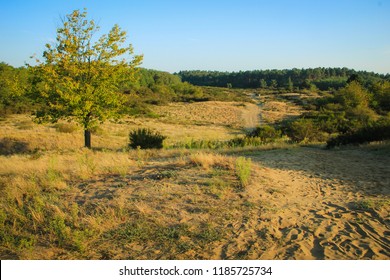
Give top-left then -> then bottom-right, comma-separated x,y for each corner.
0,0 -> 389,73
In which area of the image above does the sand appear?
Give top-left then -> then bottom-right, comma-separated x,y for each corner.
233,146 -> 390,259
68,145 -> 389,260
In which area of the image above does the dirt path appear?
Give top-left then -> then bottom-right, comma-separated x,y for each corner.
242,102 -> 261,130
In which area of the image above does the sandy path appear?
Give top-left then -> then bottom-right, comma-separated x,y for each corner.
222,147 -> 390,259
242,103 -> 261,130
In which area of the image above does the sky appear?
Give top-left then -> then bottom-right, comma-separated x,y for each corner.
0,0 -> 389,74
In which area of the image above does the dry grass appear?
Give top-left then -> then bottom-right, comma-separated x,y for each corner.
0,100 -> 265,153
151,101 -> 247,128
0,111 -> 248,259
0,147 -> 248,259
260,98 -> 303,124
189,152 -> 234,170
0,100 -> 389,260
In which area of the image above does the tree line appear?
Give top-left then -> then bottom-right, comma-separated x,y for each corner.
177,68 -> 390,91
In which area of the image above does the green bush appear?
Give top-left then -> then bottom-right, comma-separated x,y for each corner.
246,125 -> 281,143
227,137 -> 264,148
326,118 -> 390,148
286,119 -> 324,143
129,128 -> 166,149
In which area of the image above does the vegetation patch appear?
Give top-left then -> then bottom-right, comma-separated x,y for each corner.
246,125 -> 282,143
327,118 -> 390,148
54,123 -> 79,133
129,128 -> 166,149
235,157 -> 252,188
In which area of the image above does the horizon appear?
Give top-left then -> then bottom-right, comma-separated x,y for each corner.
1,0 -> 390,74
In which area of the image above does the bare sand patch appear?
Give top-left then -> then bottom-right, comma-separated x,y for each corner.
238,145 -> 390,259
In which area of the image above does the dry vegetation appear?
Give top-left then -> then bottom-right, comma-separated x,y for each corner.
258,96 -> 303,124
151,101 -> 246,128
0,98 -> 389,260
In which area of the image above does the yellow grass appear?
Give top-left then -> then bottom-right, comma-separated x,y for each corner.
0,100 -> 389,260
189,152 -> 234,170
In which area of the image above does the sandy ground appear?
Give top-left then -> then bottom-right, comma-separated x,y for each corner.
241,103 -> 261,130
67,145 -> 389,260
235,146 -> 390,259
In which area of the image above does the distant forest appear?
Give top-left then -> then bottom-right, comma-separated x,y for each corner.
177,68 -> 390,91
2,62 -> 390,118
0,62 -> 246,116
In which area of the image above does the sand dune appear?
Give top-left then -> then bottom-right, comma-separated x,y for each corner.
233,146 -> 390,259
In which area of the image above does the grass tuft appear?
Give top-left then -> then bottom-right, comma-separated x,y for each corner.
235,156 -> 252,187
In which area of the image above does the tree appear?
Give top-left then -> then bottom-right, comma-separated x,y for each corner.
287,77 -> 293,91
346,73 -> 363,85
334,81 -> 370,109
270,79 -> 278,89
30,9 -> 143,148
372,81 -> 390,112
0,63 -> 29,115
259,78 -> 267,89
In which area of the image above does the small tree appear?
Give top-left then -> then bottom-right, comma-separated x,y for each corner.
30,9 -> 143,148
287,77 -> 293,92
259,79 -> 267,89
0,63 -> 29,115
334,81 -> 371,110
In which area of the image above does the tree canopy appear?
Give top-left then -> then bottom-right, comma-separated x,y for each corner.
30,9 -> 143,148
177,68 -> 389,91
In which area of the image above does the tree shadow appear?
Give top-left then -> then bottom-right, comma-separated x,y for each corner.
0,137 -> 35,155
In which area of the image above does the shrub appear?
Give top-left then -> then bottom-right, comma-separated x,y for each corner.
54,123 -> 79,133
227,137 -> 263,148
326,118 -> 390,148
129,128 -> 166,149
246,125 -> 281,143
286,119 -> 323,143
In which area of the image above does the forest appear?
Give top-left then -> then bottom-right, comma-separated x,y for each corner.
0,62 -> 249,117
178,68 -> 390,91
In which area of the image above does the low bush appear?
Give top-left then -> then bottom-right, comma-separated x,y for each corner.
54,123 -> 79,133
326,118 -> 390,148
129,128 -> 166,149
169,137 -> 266,150
285,119 -> 325,143
227,137 -> 264,148
246,125 -> 281,143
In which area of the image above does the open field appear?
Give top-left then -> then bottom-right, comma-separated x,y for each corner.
0,101 -> 256,151
0,99 -> 389,260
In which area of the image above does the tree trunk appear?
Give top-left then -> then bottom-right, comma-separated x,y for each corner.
84,129 -> 91,148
